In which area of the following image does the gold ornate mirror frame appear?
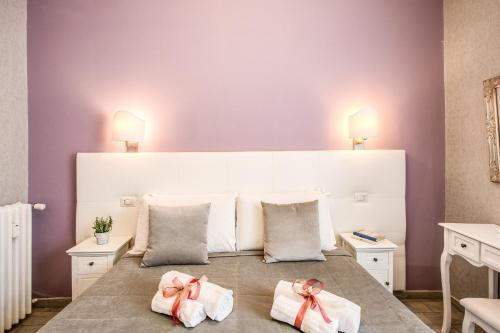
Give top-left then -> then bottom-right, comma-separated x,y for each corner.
484,75 -> 500,182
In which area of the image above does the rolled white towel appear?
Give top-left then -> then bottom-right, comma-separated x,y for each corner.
271,295 -> 339,333
274,280 -> 361,333
160,271 -> 233,321
151,290 -> 206,327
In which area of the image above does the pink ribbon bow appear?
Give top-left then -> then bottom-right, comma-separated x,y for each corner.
162,275 -> 207,324
292,279 -> 332,329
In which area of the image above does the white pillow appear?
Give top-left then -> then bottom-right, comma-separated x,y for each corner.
236,191 -> 336,251
129,193 -> 237,254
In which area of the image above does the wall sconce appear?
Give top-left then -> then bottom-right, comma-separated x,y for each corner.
348,108 -> 379,150
112,110 -> 145,152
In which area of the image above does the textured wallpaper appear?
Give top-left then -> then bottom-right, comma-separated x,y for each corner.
0,0 -> 28,206
444,0 -> 500,299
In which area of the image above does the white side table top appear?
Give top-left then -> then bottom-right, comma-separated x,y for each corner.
66,235 -> 132,255
339,232 -> 398,250
439,223 -> 500,249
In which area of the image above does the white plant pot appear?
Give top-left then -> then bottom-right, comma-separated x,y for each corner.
95,232 -> 110,245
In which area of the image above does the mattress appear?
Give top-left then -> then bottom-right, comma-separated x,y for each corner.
39,250 -> 432,333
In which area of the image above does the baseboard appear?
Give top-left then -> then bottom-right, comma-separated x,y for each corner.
32,297 -> 71,308
394,290 -> 443,299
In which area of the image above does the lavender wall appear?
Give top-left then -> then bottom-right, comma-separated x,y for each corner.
28,0 -> 444,297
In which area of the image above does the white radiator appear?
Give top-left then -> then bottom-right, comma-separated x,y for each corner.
0,203 -> 32,331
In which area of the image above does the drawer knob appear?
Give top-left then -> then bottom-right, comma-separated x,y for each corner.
372,258 -> 378,262
88,261 -> 95,266
385,281 -> 389,286
460,243 -> 467,249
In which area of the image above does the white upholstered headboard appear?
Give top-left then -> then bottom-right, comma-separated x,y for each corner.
76,150 -> 406,289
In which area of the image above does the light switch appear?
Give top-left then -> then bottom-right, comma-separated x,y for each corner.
120,196 -> 137,207
354,192 -> 368,202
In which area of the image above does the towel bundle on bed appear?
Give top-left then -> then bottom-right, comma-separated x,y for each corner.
151,290 -> 206,327
152,270 -> 234,327
271,280 -> 361,333
272,295 -> 339,333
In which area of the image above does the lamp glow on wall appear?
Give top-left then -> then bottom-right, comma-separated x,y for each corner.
348,108 -> 379,150
112,111 -> 145,152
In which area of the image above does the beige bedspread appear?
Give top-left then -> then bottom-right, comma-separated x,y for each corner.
39,250 -> 432,333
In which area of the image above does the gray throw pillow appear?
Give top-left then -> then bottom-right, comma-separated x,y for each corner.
142,203 -> 211,267
262,200 -> 325,263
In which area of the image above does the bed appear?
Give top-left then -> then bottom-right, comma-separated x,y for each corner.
39,250 -> 432,333
40,150 -> 427,332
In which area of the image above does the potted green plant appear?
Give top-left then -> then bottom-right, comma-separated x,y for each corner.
93,216 -> 113,245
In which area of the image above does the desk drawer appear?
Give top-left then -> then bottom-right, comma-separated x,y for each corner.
77,256 -> 108,275
450,232 -> 480,262
481,244 -> 500,271
357,252 -> 389,269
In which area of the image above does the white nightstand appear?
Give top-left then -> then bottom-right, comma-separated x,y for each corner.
339,232 -> 398,292
66,235 -> 132,300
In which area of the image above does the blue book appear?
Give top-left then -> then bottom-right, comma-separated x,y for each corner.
352,230 -> 384,242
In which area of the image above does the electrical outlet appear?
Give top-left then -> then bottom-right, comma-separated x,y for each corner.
120,196 -> 137,207
354,192 -> 368,202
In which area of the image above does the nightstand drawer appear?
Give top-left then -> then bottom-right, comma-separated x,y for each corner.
357,252 -> 389,269
450,231 -> 480,262
339,233 -> 396,293
366,269 -> 391,290
77,256 -> 108,275
68,236 -> 132,300
76,276 -> 100,296
481,244 -> 500,271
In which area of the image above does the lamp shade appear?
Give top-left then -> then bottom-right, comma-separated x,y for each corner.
112,111 -> 145,143
348,108 -> 379,138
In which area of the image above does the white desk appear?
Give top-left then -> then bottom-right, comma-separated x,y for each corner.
439,223 -> 500,333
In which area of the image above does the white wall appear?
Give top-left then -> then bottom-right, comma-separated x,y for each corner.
0,0 -> 28,206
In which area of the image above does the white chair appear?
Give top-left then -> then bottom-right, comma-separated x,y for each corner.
460,298 -> 500,333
